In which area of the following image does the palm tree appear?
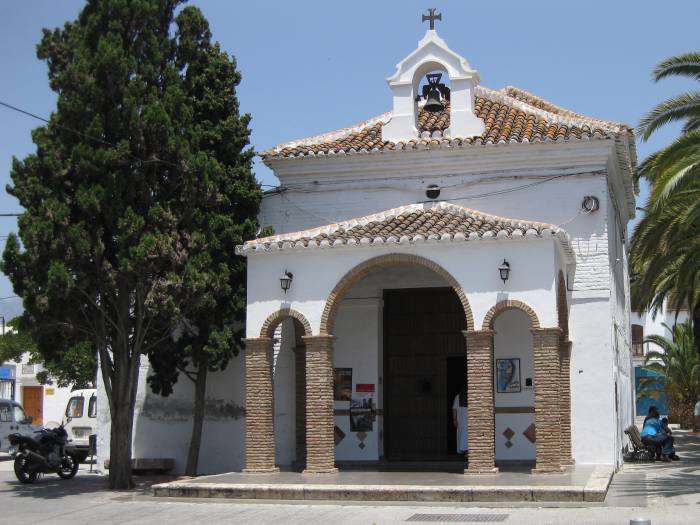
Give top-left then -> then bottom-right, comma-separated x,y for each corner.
632,51 -> 700,386
640,322 -> 699,429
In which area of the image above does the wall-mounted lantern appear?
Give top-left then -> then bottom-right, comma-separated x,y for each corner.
498,259 -> 511,284
280,270 -> 293,293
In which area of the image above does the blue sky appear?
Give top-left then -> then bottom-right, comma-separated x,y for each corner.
0,0 -> 698,320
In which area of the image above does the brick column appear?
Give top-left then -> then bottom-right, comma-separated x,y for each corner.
560,339 -> 574,464
532,327 -> 564,473
294,345 -> 307,468
463,330 -> 498,474
302,335 -> 338,474
243,337 -> 279,473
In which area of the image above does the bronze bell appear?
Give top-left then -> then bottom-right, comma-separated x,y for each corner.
423,87 -> 443,112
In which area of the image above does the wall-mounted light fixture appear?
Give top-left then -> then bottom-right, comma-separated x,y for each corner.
581,195 -> 600,213
280,270 -> 293,293
498,259 -> 511,284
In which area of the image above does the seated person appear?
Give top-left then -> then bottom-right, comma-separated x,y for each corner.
641,407 -> 679,461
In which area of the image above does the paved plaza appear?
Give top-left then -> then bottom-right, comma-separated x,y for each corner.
0,431 -> 699,524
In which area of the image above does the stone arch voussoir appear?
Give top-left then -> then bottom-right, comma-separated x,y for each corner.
481,299 -> 541,331
260,308 -> 313,339
319,253 -> 474,334
557,270 -> 569,339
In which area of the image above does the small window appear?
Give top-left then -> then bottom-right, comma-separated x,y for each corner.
66,397 -> 85,418
0,404 -> 11,422
88,396 -> 97,418
632,324 -> 644,357
13,404 -> 28,423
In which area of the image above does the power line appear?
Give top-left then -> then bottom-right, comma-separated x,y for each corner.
0,100 -> 183,172
0,295 -> 19,301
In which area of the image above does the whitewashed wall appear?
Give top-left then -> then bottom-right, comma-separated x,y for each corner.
493,309 -> 535,461
97,137 -> 635,471
246,239 -> 561,338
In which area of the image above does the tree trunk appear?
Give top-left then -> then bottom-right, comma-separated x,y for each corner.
185,358 -> 208,476
104,338 -> 141,490
109,402 -> 136,489
694,306 -> 700,409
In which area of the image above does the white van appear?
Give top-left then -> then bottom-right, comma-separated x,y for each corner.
62,389 -> 96,462
0,399 -> 36,453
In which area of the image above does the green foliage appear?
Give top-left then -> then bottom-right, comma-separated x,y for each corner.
0,316 -> 95,388
145,4 -> 260,398
1,0 -> 260,487
631,52 -> 700,358
0,317 -> 35,364
641,322 -> 699,428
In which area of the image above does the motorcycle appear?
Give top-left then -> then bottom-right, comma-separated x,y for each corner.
8,424 -> 80,484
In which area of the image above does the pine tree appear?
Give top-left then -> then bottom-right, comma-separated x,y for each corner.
2,0 -> 260,488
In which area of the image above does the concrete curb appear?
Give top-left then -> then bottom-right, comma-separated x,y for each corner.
153,475 -> 612,503
583,466 -> 614,502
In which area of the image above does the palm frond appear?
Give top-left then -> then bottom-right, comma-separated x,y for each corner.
639,91 -> 700,140
653,52 -> 700,82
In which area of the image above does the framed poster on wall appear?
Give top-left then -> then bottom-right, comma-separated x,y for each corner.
333,368 -> 353,401
496,358 -> 521,393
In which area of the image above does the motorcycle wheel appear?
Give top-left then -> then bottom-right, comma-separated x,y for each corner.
13,456 -> 38,484
57,455 -> 79,479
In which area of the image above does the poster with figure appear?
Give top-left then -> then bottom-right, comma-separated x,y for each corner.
496,358 -> 521,393
350,394 -> 374,431
333,368 -> 352,401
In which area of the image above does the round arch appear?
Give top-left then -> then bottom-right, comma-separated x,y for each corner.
319,253 -> 474,334
481,299 -> 541,331
259,308 -> 313,339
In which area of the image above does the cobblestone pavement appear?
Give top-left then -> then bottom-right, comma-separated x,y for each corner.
0,431 -> 699,525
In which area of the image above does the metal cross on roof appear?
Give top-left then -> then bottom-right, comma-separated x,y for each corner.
422,8 -> 442,30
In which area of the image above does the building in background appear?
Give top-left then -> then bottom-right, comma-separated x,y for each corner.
0,349 -> 73,427
631,303 -> 689,419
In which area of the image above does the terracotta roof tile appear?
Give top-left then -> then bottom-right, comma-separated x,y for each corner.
262,85 -> 629,160
237,202 -> 574,261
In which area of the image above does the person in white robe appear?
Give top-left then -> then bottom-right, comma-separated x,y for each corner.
452,388 -> 468,455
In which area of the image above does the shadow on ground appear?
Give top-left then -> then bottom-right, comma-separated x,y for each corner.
0,470 -> 176,500
610,430 -> 700,501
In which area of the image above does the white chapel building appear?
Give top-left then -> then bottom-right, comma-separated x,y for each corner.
98,23 -> 637,475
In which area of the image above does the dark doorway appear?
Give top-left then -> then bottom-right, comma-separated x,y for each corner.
383,287 -> 467,461
446,356 -> 467,457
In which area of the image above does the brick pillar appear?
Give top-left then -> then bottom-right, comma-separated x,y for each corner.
560,339 -> 574,464
294,345 -> 307,468
302,335 -> 338,474
243,337 -> 279,473
463,330 -> 498,474
532,327 -> 564,473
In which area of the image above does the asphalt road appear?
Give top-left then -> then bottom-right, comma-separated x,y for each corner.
1,435 -> 699,525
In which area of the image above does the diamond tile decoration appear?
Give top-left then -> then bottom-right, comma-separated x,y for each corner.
356,431 -> 367,441
523,423 -> 537,444
358,442 -> 366,449
502,427 -> 515,449
334,425 -> 346,446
